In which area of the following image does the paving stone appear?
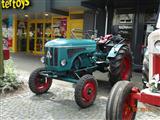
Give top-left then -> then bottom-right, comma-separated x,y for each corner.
1,82 -> 160,120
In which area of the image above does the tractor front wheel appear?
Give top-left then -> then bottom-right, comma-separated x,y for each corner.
109,45 -> 132,86
106,81 -> 137,120
29,67 -> 52,95
75,74 -> 98,108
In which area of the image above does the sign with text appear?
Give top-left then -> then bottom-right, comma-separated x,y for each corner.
1,0 -> 30,9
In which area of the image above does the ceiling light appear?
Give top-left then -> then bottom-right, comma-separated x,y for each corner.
44,13 -> 49,16
24,14 -> 28,17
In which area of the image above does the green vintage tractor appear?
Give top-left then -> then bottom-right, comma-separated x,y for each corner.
29,29 -> 132,108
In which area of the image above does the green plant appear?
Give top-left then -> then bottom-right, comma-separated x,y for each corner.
0,59 -> 22,94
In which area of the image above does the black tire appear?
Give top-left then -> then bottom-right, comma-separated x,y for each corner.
72,57 -> 81,70
109,45 -> 132,86
29,67 -> 52,95
72,56 -> 89,78
142,49 -> 149,88
75,74 -> 98,108
106,81 -> 126,120
106,81 -> 137,120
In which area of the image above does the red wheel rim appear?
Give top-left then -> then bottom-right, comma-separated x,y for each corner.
122,94 -> 136,120
35,75 -> 52,92
82,81 -> 96,103
121,56 -> 131,80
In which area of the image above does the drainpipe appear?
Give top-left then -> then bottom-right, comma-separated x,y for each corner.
105,5 -> 108,35
94,10 -> 98,37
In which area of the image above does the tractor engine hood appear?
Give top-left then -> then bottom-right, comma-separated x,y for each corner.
45,38 -> 96,48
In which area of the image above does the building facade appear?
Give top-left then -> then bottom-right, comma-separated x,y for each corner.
82,0 -> 160,70
2,0 -> 88,54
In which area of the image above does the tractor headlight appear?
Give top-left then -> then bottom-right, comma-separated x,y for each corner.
61,59 -> 67,66
41,57 -> 45,64
155,40 -> 160,51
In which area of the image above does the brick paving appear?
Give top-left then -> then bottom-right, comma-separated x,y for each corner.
1,76 -> 160,120
0,53 -> 160,120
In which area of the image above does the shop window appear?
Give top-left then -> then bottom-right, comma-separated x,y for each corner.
17,21 -> 27,51
36,23 -> 43,52
2,16 -> 13,48
29,23 -> 35,51
45,23 -> 52,43
112,13 -> 134,45
52,18 -> 67,38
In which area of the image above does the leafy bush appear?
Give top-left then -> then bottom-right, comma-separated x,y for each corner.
0,59 -> 22,94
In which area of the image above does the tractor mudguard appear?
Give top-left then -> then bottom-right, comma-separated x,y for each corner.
107,44 -> 125,58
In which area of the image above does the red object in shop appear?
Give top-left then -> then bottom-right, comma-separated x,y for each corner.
3,49 -> 10,60
3,38 -> 10,60
8,38 -> 12,47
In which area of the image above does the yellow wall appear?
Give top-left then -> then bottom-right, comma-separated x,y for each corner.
67,11 -> 84,38
12,15 -> 17,52
69,19 -> 84,38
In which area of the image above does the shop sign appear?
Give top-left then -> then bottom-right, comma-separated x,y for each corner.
1,0 -> 30,9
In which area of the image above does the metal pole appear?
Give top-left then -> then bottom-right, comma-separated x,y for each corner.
105,5 -> 108,35
0,5 -> 4,76
94,10 -> 98,37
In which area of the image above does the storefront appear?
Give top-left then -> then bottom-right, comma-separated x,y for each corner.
107,0 -> 159,70
2,0 -> 86,54
16,15 -> 68,54
14,13 -> 84,54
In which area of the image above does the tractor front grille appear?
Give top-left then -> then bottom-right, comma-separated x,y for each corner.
45,47 -> 58,66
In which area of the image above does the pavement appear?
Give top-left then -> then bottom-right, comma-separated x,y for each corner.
0,52 -> 160,120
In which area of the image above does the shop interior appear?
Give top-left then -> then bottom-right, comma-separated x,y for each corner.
15,12 -> 84,54
16,13 -> 68,54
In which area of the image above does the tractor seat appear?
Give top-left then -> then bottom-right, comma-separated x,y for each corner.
98,34 -> 112,44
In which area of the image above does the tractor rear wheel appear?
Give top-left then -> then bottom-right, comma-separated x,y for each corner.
109,45 -> 132,86
106,81 -> 137,120
29,67 -> 52,95
75,74 -> 98,108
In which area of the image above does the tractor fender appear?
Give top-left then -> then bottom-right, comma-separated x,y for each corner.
107,44 -> 126,58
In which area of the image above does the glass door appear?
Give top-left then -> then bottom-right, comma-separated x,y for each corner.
52,18 -> 67,39
28,21 -> 53,54
36,23 -> 44,53
17,21 -> 28,52
45,22 -> 52,43
29,23 -> 35,52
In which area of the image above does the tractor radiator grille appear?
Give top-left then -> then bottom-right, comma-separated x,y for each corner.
50,48 -> 54,66
45,47 -> 58,66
